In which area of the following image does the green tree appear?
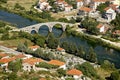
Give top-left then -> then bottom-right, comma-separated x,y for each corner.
57,68 -> 66,77
110,70 -> 120,80
77,46 -> 85,58
75,62 -> 99,78
17,43 -> 27,52
101,60 -> 116,70
1,32 -> 9,40
86,47 -> 97,63
14,3 -> 25,10
8,59 -> 22,72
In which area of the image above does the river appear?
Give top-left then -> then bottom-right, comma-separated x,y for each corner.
0,10 -> 120,68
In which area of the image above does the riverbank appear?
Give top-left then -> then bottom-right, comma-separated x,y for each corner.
67,27 -> 120,52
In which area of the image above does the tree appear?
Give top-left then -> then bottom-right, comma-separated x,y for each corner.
1,32 -> 9,40
85,47 -> 97,63
101,60 -> 116,70
8,59 -> 22,72
97,1 -> 110,14
77,46 -> 85,58
17,43 -> 27,52
57,68 -> 66,77
75,62 -> 99,78
110,70 -> 120,80
8,72 -> 18,80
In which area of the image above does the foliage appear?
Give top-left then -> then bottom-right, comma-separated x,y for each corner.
81,17 -> 99,35
36,62 -> 58,69
97,1 -> 110,14
75,62 -> 99,79
110,70 -> 120,80
85,47 -> 97,63
14,3 -> 25,10
101,60 -> 116,70
8,59 -> 22,72
0,0 -> 8,3
17,43 -> 27,52
47,33 -> 59,49
57,68 -> 66,77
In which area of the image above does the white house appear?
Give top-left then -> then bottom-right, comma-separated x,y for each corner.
65,5 -> 73,12
104,7 -> 116,21
22,58 -> 43,71
110,0 -> 120,6
48,60 -> 66,70
29,45 -> 40,51
76,0 -> 84,9
96,23 -> 108,33
66,69 -> 83,80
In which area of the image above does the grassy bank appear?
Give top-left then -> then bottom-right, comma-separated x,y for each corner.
66,27 -> 120,51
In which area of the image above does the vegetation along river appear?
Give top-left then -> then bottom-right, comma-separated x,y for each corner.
0,10 -> 120,68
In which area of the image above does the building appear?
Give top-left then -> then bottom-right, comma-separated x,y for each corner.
76,0 -> 84,9
96,23 -> 108,33
22,58 -> 43,71
56,47 -> 65,54
48,60 -> 66,69
14,54 -> 26,60
91,0 -> 107,11
29,45 -> 40,51
0,53 -> 9,59
37,0 -> 52,11
103,6 -> 116,21
66,69 -> 83,80
111,0 -> 120,6
78,7 -> 92,16
65,5 -> 73,12
0,57 -> 16,71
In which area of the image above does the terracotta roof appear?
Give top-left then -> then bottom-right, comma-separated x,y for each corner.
39,78 -> 46,80
0,57 -> 16,63
97,24 -> 103,28
113,30 -> 120,35
29,45 -> 40,49
104,6 -> 117,11
57,0 -> 64,3
0,53 -> 8,57
48,60 -> 65,66
93,0 -> 107,2
80,7 -> 92,12
66,69 -> 82,76
57,47 -> 64,51
39,0 -> 46,3
76,0 -> 83,2
23,58 -> 43,65
14,54 -> 26,59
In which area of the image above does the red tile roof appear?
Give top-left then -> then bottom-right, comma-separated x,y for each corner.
76,0 -> 83,2
14,54 -> 26,59
0,57 -> 16,63
29,45 -> 40,49
97,24 -> 103,28
48,60 -> 65,66
0,53 -> 8,57
113,30 -> 120,35
57,47 -> 64,51
80,7 -> 92,12
93,0 -> 107,2
39,78 -> 46,80
23,58 -> 43,65
67,69 -> 82,76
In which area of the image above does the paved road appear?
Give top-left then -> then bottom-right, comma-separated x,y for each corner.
0,46 -> 21,55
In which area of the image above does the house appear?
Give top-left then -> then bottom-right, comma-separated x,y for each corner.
14,54 -> 26,60
103,6 -> 116,21
111,0 -> 120,6
78,7 -> 92,16
0,57 -> 16,71
48,60 -> 66,70
65,5 -> 73,12
37,0 -> 52,11
29,45 -> 40,51
66,69 -> 83,80
56,47 -> 65,54
96,23 -> 108,33
76,0 -> 84,9
113,30 -> 120,36
22,58 -> 43,71
91,0 -> 107,11
0,53 -> 9,59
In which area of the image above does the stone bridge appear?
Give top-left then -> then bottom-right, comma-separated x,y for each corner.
20,22 -> 74,33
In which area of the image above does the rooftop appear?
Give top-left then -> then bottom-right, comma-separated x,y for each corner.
48,60 -> 65,66
66,69 -> 82,76
80,7 -> 92,12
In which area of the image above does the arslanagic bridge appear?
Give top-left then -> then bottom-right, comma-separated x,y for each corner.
20,22 -> 74,33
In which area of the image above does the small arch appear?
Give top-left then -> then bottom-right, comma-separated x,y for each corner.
38,25 -> 49,36
31,30 -> 37,34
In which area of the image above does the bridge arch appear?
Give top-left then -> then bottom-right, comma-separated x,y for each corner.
31,29 -> 38,34
38,25 -> 49,36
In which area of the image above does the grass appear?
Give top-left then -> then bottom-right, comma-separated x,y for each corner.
0,38 -> 34,48
2,0 -> 38,10
95,67 -> 113,80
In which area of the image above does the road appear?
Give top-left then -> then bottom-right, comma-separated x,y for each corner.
0,46 -> 21,55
